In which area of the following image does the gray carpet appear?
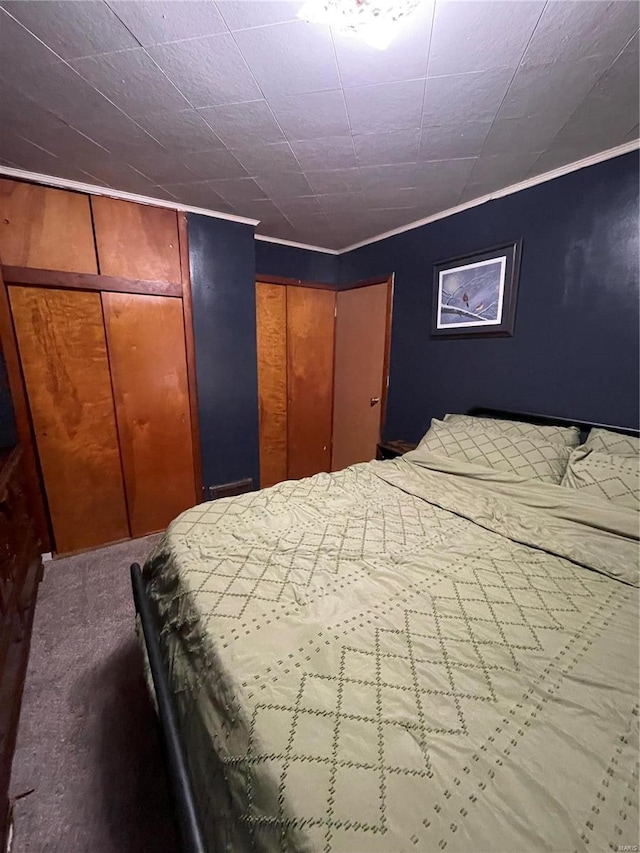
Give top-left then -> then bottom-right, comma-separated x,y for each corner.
9,535 -> 181,853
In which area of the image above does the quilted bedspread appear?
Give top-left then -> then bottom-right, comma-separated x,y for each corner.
143,451 -> 639,853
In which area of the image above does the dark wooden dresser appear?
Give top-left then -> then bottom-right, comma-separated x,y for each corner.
0,447 -> 42,843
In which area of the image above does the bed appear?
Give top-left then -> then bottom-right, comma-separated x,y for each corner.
132,409 -> 639,853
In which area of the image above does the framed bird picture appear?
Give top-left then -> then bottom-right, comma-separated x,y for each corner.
431,240 -> 522,338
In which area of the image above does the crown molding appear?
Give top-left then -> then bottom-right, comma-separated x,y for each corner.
0,165 -> 260,226
337,139 -> 640,254
254,233 -> 339,255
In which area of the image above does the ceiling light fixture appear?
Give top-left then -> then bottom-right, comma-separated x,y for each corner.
298,0 -> 422,50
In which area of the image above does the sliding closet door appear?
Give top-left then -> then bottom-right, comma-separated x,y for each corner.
9,286 -> 129,553
287,286 -> 336,480
102,293 -> 196,537
256,282 -> 288,488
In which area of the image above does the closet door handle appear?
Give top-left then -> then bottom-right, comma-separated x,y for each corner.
370,397 -> 380,406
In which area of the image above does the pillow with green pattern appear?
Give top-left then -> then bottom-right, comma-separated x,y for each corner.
584,427 -> 639,458
561,446 -> 639,510
418,416 -> 575,483
443,413 -> 580,448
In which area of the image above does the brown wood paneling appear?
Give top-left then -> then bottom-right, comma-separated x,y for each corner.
287,286 -> 335,480
9,286 -> 129,553
0,179 -> 97,273
102,292 -> 196,537
256,282 -> 288,488
0,267 -> 51,550
1,264 -> 182,296
332,282 -> 390,472
91,196 -> 181,283
177,213 -> 203,502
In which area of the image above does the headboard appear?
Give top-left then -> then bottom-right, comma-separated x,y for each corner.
468,407 -> 640,438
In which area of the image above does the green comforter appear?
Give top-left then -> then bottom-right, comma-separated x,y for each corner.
144,452 -> 639,853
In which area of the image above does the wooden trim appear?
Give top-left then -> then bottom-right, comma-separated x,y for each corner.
177,213 -> 203,504
1,265 -> 183,297
379,275 -> 394,440
0,266 -> 52,550
255,274 -> 339,291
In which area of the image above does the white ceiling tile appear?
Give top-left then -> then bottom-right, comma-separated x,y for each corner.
419,122 -> 491,160
71,48 -> 190,117
198,100 -> 285,147
414,157 -> 476,192
236,197 -> 286,221
480,115 -> 566,157
107,1 -> 227,45
317,191 -> 366,215
333,1 -> 433,87
2,1 -> 138,59
135,109 -> 224,151
354,129 -> 420,167
428,1 -> 544,76
82,160 -> 157,193
306,168 -> 362,195
275,195 -> 324,216
148,34 -> 262,108
423,68 -> 513,126
269,90 -> 350,141
179,148 -> 249,180
255,170 -> 314,199
233,19 -> 339,95
344,79 -> 425,135
205,176 -> 267,203
124,149 -> 199,183
522,0 -> 639,68
160,180 -> 231,209
0,129 -> 95,182
358,162 -> 418,192
70,111 -> 165,157
231,141 -> 299,175
290,136 -> 357,171
0,8 -> 67,70
462,150 -> 543,200
496,56 -> 609,123
14,123 -> 109,161
363,187 -> 416,209
3,60 -> 125,126
217,1 -> 301,30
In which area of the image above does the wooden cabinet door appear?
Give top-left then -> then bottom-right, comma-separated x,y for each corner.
0,179 -> 97,273
286,286 -> 336,480
332,283 -> 390,472
102,292 -> 196,537
256,282 -> 288,488
9,286 -> 129,553
91,197 -> 182,283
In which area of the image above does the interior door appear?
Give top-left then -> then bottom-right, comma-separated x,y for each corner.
256,282 -> 288,488
287,286 -> 336,480
9,286 -> 129,553
332,282 -> 390,472
102,292 -> 196,537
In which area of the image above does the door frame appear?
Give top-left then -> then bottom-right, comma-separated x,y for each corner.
0,213 -> 203,553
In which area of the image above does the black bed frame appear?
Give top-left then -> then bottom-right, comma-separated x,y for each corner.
130,408 -> 639,853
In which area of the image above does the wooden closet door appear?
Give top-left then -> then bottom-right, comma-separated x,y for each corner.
9,286 -> 129,553
102,293 -> 196,537
256,282 -> 288,488
332,283 -> 389,472
287,286 -> 336,480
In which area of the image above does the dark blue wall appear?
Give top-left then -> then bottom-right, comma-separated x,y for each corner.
339,151 -> 640,441
0,350 -> 15,448
255,238 -> 338,284
188,214 -> 260,492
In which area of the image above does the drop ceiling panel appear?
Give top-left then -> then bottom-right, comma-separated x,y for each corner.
0,0 -> 637,251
